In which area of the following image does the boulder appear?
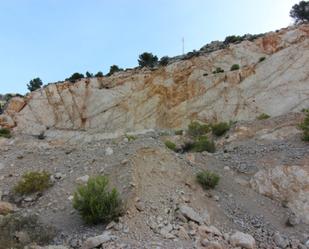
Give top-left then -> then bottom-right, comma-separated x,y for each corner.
0,201 -> 14,215
250,165 -> 309,224
179,205 -> 204,224
81,231 -> 114,249
75,175 -> 89,185
230,231 -> 256,249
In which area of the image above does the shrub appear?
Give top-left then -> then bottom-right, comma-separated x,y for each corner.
73,175 -> 123,224
159,56 -> 169,66
187,121 -> 210,137
224,35 -> 243,44
107,65 -> 123,76
290,1 -> 309,23
211,122 -> 230,136
14,171 -> 52,194
259,57 -> 266,63
257,113 -> 270,120
138,52 -> 158,68
165,140 -> 177,151
85,71 -> 93,78
299,112 -> 309,141
191,136 -> 215,153
27,78 -> 43,92
196,170 -> 220,190
212,67 -> 224,74
125,134 -> 137,141
0,213 -> 55,249
0,128 -> 11,138
230,64 -> 240,71
175,130 -> 183,135
38,131 -> 45,140
95,71 -> 104,77
66,72 -> 84,82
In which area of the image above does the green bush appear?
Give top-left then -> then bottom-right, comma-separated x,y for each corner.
66,72 -> 84,82
212,67 -> 224,74
301,108 -> 309,113
73,175 -> 123,224
259,57 -> 266,63
95,71 -> 104,77
165,140 -> 177,151
211,122 -> 230,136
138,52 -> 158,68
14,171 -> 52,194
224,35 -> 243,44
175,130 -> 183,135
196,170 -> 220,190
230,64 -> 240,71
191,136 -> 215,153
125,134 -> 137,141
187,121 -> 210,137
299,112 -> 309,141
85,71 -> 93,78
257,113 -> 270,120
107,65 -> 123,76
0,128 -> 11,138
159,56 -> 169,66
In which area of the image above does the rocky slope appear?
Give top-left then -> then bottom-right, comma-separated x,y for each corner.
0,112 -> 308,249
1,24 -> 309,136
0,24 -> 309,249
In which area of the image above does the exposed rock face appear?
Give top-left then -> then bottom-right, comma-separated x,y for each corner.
1,24 -> 309,135
250,165 -> 309,224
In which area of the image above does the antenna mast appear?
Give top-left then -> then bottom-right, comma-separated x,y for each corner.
182,37 -> 185,55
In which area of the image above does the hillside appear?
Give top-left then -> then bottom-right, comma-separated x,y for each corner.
0,24 -> 308,249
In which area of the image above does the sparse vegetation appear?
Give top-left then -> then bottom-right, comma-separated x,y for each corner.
73,175 -> 123,224
191,136 -> 215,153
165,140 -> 177,151
211,122 -> 230,136
0,213 -> 55,249
299,112 -> 309,141
187,121 -> 210,137
138,52 -> 158,68
66,72 -> 84,82
196,170 -> 220,190
175,130 -> 183,135
14,171 -> 52,195
230,64 -> 240,71
0,128 -> 11,138
290,1 -> 309,23
259,57 -> 266,62
301,108 -> 309,113
257,113 -> 270,120
213,67 -> 224,74
27,77 -> 43,92
125,133 -> 137,141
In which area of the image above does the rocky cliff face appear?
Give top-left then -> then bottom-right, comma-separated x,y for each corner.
1,24 -> 309,135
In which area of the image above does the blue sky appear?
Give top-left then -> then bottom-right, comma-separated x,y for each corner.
0,0 -> 299,94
